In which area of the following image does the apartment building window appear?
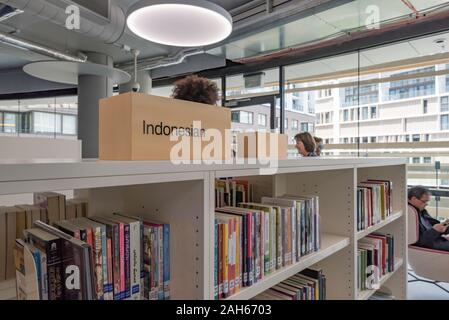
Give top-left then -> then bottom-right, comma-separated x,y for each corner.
441,96 -> 449,112
292,99 -> 304,112
423,99 -> 428,114
406,135 -> 410,142
318,89 -> 332,98
370,137 -> 377,143
370,106 -> 377,119
325,112 -> 330,123
412,157 -> 420,164
423,157 -> 432,164
292,119 -> 299,130
425,134 -> 430,142
412,134 -> 420,142
300,122 -> 308,132
362,107 -> 369,120
343,109 -> 349,122
388,67 -> 435,101
404,118 -> 408,132
2,112 -> 18,133
231,111 -> 253,124
231,111 -> 240,123
258,114 -> 267,126
342,85 -> 379,107
343,138 -> 349,143
362,137 -> 368,143
442,114 -> 449,130
241,111 -> 253,124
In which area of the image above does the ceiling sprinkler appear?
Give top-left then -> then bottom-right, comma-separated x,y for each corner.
433,38 -> 447,53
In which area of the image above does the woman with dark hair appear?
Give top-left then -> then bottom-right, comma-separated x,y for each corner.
171,75 -> 219,105
294,132 -> 317,157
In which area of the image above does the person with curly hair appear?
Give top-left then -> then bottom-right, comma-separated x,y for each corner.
171,75 -> 219,105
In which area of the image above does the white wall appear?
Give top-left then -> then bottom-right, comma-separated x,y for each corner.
0,136 -> 81,161
0,136 -> 80,205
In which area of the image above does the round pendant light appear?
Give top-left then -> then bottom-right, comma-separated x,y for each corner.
127,0 -> 233,47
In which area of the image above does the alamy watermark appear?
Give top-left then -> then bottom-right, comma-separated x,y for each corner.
65,5 -> 80,30
167,121 -> 281,175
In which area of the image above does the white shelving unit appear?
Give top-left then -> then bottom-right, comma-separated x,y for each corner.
0,157 -> 407,300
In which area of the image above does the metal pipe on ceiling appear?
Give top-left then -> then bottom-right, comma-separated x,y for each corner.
0,0 -> 126,44
0,30 -> 86,62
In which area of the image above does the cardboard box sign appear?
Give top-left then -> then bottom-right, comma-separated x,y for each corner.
236,132 -> 288,160
99,93 -> 232,161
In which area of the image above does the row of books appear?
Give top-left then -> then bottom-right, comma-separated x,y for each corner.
214,194 -> 320,299
357,180 -> 393,231
252,268 -> 326,300
215,179 -> 254,208
0,196 -> 87,281
14,214 -> 170,300
34,192 -> 89,224
357,233 -> 395,292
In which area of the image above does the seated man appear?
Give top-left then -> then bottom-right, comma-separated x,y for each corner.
408,186 -> 449,251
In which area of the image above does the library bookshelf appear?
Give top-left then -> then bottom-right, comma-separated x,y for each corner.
0,157 -> 407,300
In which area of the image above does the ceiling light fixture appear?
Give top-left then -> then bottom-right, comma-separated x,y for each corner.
127,0 -> 233,47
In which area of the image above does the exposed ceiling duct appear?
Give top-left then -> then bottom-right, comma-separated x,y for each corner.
0,30 -> 86,62
0,0 -> 126,44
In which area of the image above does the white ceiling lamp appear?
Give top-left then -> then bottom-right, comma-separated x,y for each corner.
127,0 -> 233,47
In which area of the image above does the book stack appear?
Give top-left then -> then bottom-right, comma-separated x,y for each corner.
357,233 -> 395,292
252,268 -> 326,300
357,180 -> 393,231
1,197 -> 89,282
215,179 -> 253,208
0,205 -> 46,281
214,194 -> 320,299
13,213 -> 170,300
143,220 -> 170,301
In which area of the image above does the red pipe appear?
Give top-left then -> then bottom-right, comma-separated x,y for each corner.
400,0 -> 419,15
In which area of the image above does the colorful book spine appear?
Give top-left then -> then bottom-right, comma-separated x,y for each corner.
118,222 -> 125,299
129,220 -> 141,300
214,221 -> 218,300
162,224 -> 170,300
123,223 -> 131,299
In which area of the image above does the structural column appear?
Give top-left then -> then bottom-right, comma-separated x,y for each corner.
78,52 -> 114,159
119,70 -> 152,94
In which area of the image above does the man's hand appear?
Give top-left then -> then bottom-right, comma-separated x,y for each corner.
433,223 -> 449,233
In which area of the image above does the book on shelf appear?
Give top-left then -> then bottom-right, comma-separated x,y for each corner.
143,220 -> 170,300
215,179 -> 254,208
357,180 -> 393,232
214,193 -> 320,300
357,233 -> 395,292
14,239 -> 40,300
31,220 -> 96,300
9,206 -> 170,301
1,206 -> 20,280
251,268 -> 326,300
34,192 -> 66,225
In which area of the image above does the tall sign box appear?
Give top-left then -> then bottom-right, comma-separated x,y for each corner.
99,92 -> 231,161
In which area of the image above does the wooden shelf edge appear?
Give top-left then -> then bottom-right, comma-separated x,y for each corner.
225,234 -> 350,300
356,211 -> 403,241
357,258 -> 404,300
